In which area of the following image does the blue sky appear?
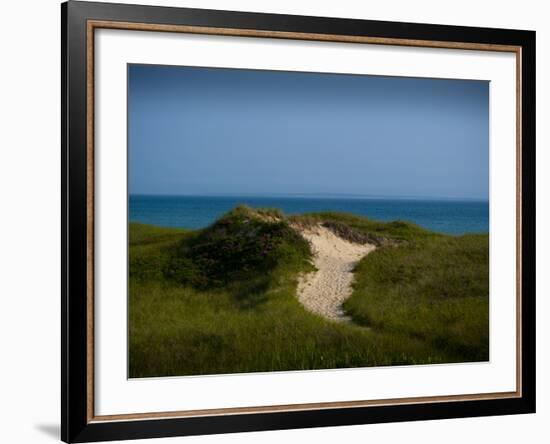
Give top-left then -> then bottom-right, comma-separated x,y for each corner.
128,64 -> 489,200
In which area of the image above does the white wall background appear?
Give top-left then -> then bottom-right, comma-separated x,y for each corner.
0,0 -> 547,443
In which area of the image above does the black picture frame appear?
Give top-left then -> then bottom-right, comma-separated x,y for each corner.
62,1 -> 536,442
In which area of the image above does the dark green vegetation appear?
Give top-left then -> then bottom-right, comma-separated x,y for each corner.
129,207 -> 489,378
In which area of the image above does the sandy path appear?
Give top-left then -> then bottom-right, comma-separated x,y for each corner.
296,225 -> 376,322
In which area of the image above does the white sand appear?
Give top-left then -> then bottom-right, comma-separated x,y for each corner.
295,224 -> 376,322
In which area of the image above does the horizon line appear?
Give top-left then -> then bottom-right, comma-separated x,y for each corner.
128,192 -> 489,202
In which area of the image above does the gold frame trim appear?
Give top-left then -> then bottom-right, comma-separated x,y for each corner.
86,20 -> 523,423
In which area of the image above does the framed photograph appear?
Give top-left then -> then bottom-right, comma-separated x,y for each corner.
61,1 -> 536,442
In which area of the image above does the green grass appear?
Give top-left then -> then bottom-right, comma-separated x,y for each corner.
129,206 -> 489,378
344,233 -> 489,361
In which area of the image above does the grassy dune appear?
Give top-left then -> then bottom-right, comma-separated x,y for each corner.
129,207 -> 489,378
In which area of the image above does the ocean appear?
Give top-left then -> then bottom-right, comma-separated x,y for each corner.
129,195 -> 489,235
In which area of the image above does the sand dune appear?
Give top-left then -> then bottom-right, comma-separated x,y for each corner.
295,224 -> 376,322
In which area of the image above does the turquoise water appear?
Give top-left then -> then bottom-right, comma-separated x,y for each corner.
129,195 -> 488,235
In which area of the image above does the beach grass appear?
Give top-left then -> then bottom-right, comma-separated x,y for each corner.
129,207 -> 489,378
344,232 -> 489,361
